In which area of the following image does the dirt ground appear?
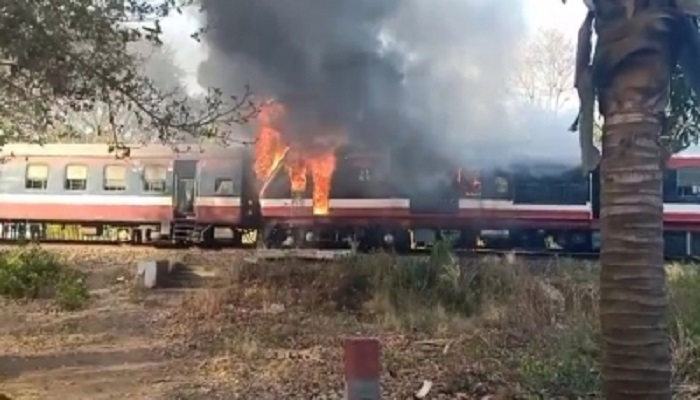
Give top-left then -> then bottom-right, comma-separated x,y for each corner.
0,246 -> 497,400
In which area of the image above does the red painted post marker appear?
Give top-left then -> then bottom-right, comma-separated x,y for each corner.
343,337 -> 381,400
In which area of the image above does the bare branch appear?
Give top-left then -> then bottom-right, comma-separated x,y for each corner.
514,28 -> 576,113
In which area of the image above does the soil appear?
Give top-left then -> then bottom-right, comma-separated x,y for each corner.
0,246 -> 502,400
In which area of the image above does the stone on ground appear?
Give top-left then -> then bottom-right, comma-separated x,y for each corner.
136,260 -> 170,288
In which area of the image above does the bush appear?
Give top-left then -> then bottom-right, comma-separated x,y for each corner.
235,245 -> 700,396
0,244 -> 89,310
329,243 -> 605,396
515,321 -> 601,398
55,269 -> 90,311
345,245 -> 517,318
667,264 -> 700,382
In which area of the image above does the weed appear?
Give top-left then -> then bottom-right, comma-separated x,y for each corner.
668,264 -> 700,382
55,269 -> 90,311
226,246 -> 700,396
0,245 -> 62,298
0,244 -> 89,310
516,322 -> 601,398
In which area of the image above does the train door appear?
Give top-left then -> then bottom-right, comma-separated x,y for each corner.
173,160 -> 198,218
240,150 -> 262,227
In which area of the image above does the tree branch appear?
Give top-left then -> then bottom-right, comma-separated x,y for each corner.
571,10 -> 601,172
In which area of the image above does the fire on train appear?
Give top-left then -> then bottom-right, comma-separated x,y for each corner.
1,142 -> 700,257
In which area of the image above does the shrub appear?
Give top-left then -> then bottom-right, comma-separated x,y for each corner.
667,264 -> 700,382
0,244 -> 89,310
329,242 -> 536,329
232,245 -> 700,396
330,244 -> 605,397
515,321 -> 601,398
55,269 -> 90,311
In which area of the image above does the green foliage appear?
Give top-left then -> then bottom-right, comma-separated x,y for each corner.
516,322 -> 602,398
663,66 -> 700,155
55,269 -> 90,311
0,245 -> 63,298
334,242 -> 517,324
0,0 -> 258,145
590,53 -> 699,155
0,244 -> 89,310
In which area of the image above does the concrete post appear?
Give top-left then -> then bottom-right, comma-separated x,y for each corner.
343,337 -> 381,400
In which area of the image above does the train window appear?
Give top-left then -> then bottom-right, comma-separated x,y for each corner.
676,167 -> 700,198
103,165 -> 127,191
143,164 -> 167,193
359,169 -> 371,181
215,178 -> 235,195
25,164 -> 49,190
456,169 -> 482,197
64,164 -> 88,191
495,176 -> 509,194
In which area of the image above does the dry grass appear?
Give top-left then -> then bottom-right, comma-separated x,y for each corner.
158,247 -> 606,398
1,244 -> 699,399
176,246 -> 696,399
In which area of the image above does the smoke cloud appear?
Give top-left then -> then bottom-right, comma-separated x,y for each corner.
197,0 -> 581,171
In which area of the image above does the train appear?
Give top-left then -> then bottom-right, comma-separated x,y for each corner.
1,142 -> 700,257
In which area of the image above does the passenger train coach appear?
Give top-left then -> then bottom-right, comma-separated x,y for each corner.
2,142 -> 700,257
0,143 -> 260,245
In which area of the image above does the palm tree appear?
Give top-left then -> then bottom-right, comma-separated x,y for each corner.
565,0 -> 700,398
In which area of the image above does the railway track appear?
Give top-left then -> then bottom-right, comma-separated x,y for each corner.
0,241 -> 696,263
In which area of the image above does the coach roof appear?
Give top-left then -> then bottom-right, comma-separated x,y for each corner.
0,143 -> 249,159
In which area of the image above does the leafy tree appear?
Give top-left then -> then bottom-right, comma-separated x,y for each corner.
564,0 -> 700,398
0,0 -> 257,146
591,68 -> 700,155
663,65 -> 700,155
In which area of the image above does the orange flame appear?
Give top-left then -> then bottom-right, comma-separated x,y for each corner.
253,99 -> 339,215
286,151 -> 308,194
307,151 -> 337,215
254,103 -> 289,182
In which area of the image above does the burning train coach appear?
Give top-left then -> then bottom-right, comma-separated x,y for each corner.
3,134 -> 700,257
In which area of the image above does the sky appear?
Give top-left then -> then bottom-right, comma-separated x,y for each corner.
159,0 -> 589,94
524,0 -> 587,36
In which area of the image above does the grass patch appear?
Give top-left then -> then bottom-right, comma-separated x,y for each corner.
0,244 -> 89,310
233,245 -> 603,396
668,264 -> 700,383
204,244 -> 700,397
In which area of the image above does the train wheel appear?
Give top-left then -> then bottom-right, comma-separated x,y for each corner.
132,229 -> 143,245
457,229 -> 478,251
392,229 -> 411,254
230,228 -> 242,248
564,230 -> 592,253
358,227 -> 382,253
257,227 -> 269,249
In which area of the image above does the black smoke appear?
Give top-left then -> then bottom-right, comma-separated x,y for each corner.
197,0 -> 580,174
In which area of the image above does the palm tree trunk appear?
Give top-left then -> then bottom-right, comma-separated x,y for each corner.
593,1 -> 675,399
599,118 -> 671,399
